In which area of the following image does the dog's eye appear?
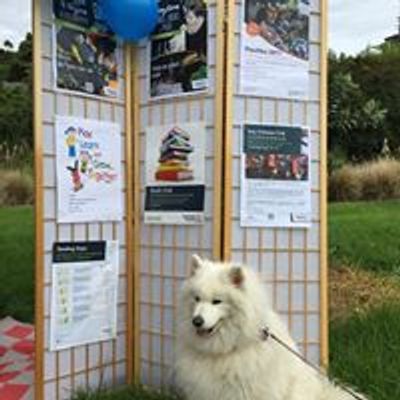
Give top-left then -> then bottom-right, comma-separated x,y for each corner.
212,299 -> 222,305
194,295 -> 201,302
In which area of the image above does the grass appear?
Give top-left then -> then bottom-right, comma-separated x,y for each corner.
329,265 -> 400,321
329,200 -> 400,274
0,206 -> 34,322
71,386 -> 180,400
330,303 -> 400,400
329,200 -> 400,400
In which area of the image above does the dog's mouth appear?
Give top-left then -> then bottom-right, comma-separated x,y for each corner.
195,320 -> 223,338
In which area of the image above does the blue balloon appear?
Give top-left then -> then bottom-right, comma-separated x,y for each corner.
102,0 -> 159,41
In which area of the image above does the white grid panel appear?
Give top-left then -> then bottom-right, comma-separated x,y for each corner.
39,0 -> 130,398
135,0 -> 222,387
228,0 -> 323,365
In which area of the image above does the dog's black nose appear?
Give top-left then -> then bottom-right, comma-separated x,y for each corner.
192,316 -> 204,328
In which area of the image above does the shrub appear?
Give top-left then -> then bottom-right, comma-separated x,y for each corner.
329,158 -> 400,202
0,141 -> 32,170
328,148 -> 348,175
358,159 -> 400,200
0,169 -> 33,206
329,165 -> 362,201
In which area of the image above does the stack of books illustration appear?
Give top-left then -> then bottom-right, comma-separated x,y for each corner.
155,127 -> 194,181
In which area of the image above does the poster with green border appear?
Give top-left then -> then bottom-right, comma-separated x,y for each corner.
241,123 -> 312,227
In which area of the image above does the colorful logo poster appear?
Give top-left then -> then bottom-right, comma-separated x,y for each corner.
145,122 -> 206,225
241,123 -> 311,227
56,116 -> 122,223
150,0 -> 208,99
239,0 -> 310,99
53,0 -> 120,97
50,241 -> 119,350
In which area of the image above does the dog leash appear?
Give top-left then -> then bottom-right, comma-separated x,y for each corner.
261,327 -> 365,400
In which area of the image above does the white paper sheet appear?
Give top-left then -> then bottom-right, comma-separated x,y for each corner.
50,241 -> 119,351
56,116 -> 122,223
239,0 -> 310,100
240,123 -> 312,228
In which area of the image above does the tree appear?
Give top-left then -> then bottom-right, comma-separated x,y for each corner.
328,65 -> 387,161
3,40 -> 14,50
18,33 -> 32,65
0,86 -> 32,147
329,43 -> 400,154
0,33 -> 32,149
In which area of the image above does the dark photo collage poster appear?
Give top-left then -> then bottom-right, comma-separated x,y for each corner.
150,0 -> 209,99
53,0 -> 120,97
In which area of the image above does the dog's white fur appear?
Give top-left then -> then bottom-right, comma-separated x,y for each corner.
175,255 -> 366,400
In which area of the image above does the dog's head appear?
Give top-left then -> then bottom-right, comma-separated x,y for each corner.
178,255 -> 266,355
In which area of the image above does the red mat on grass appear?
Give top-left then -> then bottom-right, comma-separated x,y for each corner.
0,318 -> 34,400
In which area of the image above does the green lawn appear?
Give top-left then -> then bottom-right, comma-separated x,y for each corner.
71,386 -> 180,400
329,200 -> 400,400
329,200 -> 400,274
330,303 -> 400,400
0,206 -> 34,322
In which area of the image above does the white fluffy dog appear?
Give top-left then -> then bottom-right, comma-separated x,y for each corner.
175,255 -> 366,400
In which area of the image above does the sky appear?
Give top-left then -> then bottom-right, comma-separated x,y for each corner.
0,0 -> 31,49
329,0 -> 399,55
0,0 -> 399,55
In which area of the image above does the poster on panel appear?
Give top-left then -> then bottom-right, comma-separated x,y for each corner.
145,122 -> 206,225
239,0 -> 309,99
53,0 -> 121,97
50,241 -> 119,351
149,0 -> 208,99
241,123 -> 311,227
56,116 -> 122,223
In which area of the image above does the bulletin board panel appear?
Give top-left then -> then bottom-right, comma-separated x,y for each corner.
33,0 -> 134,398
132,0 -> 225,386
223,0 -> 328,367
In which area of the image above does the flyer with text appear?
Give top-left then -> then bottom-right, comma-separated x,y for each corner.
56,116 -> 122,223
150,0 -> 208,99
53,0 -> 120,97
145,122 -> 206,225
50,241 -> 119,351
241,123 -> 311,227
239,0 -> 310,99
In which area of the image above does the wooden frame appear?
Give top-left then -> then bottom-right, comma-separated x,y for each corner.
34,0 -> 135,398
131,45 -> 142,384
319,0 -> 329,368
222,0 -> 236,260
33,0 -> 45,398
124,44 -> 135,384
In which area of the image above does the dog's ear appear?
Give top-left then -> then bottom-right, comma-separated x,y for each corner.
191,254 -> 204,275
229,265 -> 244,288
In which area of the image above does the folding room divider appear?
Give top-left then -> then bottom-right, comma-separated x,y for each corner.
33,0 -> 327,398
